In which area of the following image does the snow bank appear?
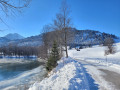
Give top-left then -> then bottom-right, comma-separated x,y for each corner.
0,58 -> 32,64
29,57 -> 93,90
29,58 -> 76,90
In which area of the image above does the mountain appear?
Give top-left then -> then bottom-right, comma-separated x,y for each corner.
0,29 -> 119,47
0,37 -> 10,46
16,35 -> 42,46
0,34 -> 42,46
4,33 -> 24,40
73,29 -> 119,46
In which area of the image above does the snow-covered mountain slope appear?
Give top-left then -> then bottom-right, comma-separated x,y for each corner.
0,29 -> 119,47
0,33 -> 24,46
4,33 -> 24,40
0,34 -> 42,46
0,37 -> 10,45
73,29 -> 119,45
17,35 -> 42,46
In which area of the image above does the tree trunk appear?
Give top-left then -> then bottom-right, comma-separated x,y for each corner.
64,28 -> 68,58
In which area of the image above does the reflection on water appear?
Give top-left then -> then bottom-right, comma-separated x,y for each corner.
0,58 -> 42,81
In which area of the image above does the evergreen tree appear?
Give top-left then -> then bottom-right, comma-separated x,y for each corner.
46,41 -> 60,71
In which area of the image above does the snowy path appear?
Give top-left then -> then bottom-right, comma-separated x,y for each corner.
76,59 -> 120,90
29,57 -> 120,90
70,60 -> 98,90
29,58 -> 98,90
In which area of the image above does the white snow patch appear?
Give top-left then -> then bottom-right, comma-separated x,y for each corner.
29,58 -> 83,90
68,43 -> 120,72
68,42 -> 120,89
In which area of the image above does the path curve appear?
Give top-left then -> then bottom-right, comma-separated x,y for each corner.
75,59 -> 120,90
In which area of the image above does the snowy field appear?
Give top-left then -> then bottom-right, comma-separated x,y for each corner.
29,43 -> 120,90
68,42 -> 120,89
68,43 -> 120,70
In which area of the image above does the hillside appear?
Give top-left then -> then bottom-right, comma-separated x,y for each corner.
0,33 -> 24,46
0,34 -> 42,46
0,29 -> 119,47
73,29 -> 119,46
4,33 -> 24,40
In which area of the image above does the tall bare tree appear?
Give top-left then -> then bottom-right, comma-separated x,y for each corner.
54,0 -> 72,58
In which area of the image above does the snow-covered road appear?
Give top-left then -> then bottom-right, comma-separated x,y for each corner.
100,69 -> 120,90
68,43 -> 120,90
76,59 -> 120,90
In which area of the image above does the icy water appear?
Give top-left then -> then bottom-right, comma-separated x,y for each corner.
0,58 -> 47,90
0,58 -> 40,81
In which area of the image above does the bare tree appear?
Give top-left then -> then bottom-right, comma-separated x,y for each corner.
41,0 -> 73,59
42,24 -> 54,58
0,0 -> 31,23
54,0 -> 72,58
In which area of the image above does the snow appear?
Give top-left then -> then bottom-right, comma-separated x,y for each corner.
4,33 -> 24,40
29,57 -> 97,90
29,57 -> 100,90
69,43 -> 120,67
0,55 -> 37,59
29,43 -> 120,90
68,42 -> 120,89
29,58 -> 76,90
0,58 -> 31,64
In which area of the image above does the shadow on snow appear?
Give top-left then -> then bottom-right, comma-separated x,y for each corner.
68,60 -> 98,90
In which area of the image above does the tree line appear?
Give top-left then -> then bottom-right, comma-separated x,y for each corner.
0,45 -> 39,57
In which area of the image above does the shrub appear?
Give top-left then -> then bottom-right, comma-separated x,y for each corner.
104,37 -> 115,54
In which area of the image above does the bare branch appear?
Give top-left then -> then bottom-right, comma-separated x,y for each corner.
0,0 -> 31,24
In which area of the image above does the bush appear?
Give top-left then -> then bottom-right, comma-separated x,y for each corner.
104,37 -> 115,54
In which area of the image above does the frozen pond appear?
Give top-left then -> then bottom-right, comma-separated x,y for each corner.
0,58 -> 47,90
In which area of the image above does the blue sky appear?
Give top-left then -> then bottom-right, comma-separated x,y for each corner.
0,0 -> 120,37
